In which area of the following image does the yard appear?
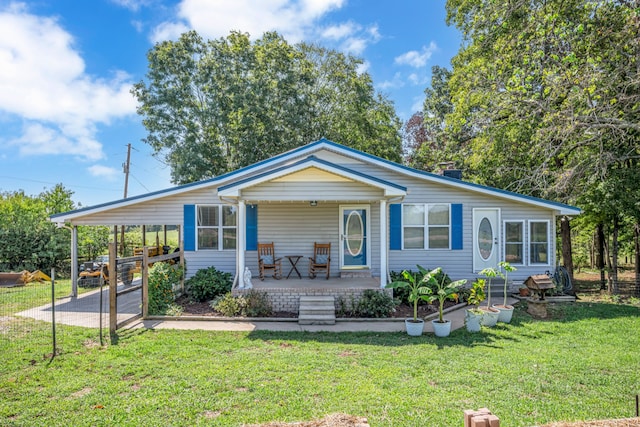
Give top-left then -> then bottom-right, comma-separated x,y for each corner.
1,294 -> 639,426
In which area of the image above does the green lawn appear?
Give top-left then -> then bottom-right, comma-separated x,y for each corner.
1,301 -> 639,426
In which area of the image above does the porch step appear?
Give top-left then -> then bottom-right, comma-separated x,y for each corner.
298,296 -> 335,325
340,270 -> 372,279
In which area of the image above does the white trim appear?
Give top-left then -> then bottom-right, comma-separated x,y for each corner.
237,200 -> 246,286
472,208 -> 501,272
379,200 -> 387,288
195,204 -> 237,251
503,220 -> 526,266
339,205 -> 371,270
528,219 -> 552,266
401,203 -> 452,250
50,140 -> 579,223
218,160 -> 406,198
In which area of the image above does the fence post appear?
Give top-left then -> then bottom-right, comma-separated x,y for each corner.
50,268 -> 57,360
108,242 -> 117,341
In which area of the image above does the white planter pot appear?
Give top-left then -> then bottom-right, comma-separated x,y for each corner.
465,310 -> 482,332
492,304 -> 514,323
432,319 -> 452,337
481,307 -> 500,327
405,318 -> 425,336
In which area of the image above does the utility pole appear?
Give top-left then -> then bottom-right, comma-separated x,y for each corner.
120,143 -> 131,256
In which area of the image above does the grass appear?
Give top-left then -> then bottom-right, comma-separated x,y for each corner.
0,279 -> 89,314
1,299 -> 639,426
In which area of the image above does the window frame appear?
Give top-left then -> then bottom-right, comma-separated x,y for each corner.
528,220 -> 551,266
196,204 -> 237,251
401,203 -> 451,250
503,220 -> 525,266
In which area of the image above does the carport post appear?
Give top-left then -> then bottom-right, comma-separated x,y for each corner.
108,242 -> 117,339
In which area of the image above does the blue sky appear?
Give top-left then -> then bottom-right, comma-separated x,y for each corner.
0,0 -> 461,207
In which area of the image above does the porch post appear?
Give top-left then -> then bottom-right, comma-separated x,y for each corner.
237,200 -> 246,287
71,225 -> 78,297
379,199 -> 388,288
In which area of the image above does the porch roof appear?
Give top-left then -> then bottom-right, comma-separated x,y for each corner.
217,155 -> 407,199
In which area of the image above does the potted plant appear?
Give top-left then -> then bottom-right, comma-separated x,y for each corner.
465,279 -> 486,332
386,266 -> 433,336
478,267 -> 500,327
421,267 -> 467,337
492,261 -> 517,323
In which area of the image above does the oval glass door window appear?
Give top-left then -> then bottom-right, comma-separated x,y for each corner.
478,217 -> 493,260
345,211 -> 364,256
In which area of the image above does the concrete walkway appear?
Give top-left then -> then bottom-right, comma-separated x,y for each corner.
17,286 -> 518,333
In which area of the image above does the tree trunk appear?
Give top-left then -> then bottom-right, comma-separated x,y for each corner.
635,222 -> 640,290
560,216 -> 574,282
611,216 -> 619,294
596,223 -> 606,290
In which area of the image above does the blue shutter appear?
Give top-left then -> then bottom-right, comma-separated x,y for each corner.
246,204 -> 258,251
389,204 -> 402,250
451,203 -> 463,250
183,204 -> 196,251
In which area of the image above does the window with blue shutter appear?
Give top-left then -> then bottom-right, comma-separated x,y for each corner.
389,204 -> 402,250
451,203 -> 463,250
246,204 -> 258,250
183,204 -> 196,251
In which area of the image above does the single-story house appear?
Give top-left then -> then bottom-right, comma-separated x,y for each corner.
50,138 -> 580,299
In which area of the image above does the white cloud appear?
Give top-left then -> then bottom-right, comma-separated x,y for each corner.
152,0 -> 345,43
88,164 -> 121,180
0,3 -> 136,160
109,0 -> 152,12
394,42 -> 438,68
377,72 -> 405,90
321,21 -> 358,40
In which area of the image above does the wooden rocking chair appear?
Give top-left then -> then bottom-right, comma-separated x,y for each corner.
257,242 -> 282,280
308,242 -> 331,279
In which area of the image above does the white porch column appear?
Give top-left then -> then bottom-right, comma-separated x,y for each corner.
237,200 -> 246,287
379,199 -> 387,288
71,225 -> 78,297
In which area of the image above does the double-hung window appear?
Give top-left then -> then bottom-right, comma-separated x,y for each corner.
402,204 -> 450,249
529,220 -> 549,264
504,221 -> 524,265
197,205 -> 237,250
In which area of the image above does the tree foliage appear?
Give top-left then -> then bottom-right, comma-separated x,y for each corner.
133,31 -> 402,184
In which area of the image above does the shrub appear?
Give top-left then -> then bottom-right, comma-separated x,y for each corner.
212,292 -> 245,316
244,290 -> 273,317
211,291 -> 273,317
353,289 -> 397,318
186,266 -> 232,302
148,262 -> 184,315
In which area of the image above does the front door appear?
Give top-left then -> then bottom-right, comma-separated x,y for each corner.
339,205 -> 369,269
472,208 -> 500,272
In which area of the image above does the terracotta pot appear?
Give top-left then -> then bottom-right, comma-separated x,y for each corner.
519,287 -> 530,297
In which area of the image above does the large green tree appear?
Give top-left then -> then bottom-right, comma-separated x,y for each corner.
133,31 -> 402,184
437,0 -> 640,285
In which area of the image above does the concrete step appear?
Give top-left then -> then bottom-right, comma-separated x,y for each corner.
298,295 -> 335,325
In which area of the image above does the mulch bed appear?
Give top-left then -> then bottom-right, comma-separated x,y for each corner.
244,414 -> 369,427
538,419 -> 640,427
176,295 -> 454,319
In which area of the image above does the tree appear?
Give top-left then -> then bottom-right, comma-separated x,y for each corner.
133,31 -> 402,184
0,185 -> 75,273
442,0 -> 640,286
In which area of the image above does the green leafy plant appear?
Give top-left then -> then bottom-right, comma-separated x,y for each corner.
354,290 -> 397,318
212,292 -> 245,317
479,267 -> 500,307
244,290 -> 273,317
148,262 -> 184,315
185,266 -> 232,302
467,279 -> 487,313
498,261 -> 517,306
386,266 -> 434,322
421,267 -> 467,323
